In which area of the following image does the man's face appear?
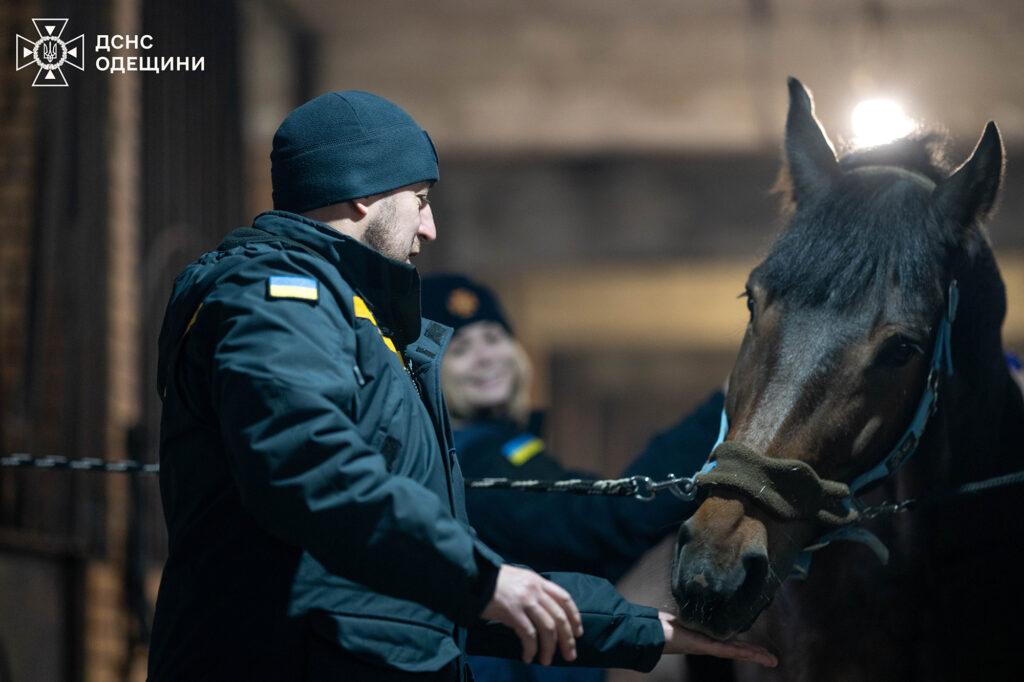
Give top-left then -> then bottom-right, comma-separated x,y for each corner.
363,181 -> 436,264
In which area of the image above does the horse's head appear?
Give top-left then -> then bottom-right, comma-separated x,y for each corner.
672,78 -> 1005,639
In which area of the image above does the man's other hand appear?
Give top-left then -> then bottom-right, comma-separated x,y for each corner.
480,565 -> 584,665
659,612 -> 778,668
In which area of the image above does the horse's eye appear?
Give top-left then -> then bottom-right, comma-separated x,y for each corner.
876,335 -> 923,368
743,290 -> 756,321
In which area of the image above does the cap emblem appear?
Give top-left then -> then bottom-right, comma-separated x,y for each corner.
447,288 -> 479,318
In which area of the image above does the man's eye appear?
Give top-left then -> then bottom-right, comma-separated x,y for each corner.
416,194 -> 430,208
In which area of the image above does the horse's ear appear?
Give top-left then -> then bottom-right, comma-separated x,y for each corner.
784,77 -> 839,205
933,121 -> 1004,228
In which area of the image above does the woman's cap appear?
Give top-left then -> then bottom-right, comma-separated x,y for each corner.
421,273 -> 513,335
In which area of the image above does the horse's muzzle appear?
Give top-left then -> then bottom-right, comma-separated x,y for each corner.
671,511 -> 774,639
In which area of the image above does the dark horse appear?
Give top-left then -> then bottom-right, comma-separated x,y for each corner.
671,78 -> 1024,681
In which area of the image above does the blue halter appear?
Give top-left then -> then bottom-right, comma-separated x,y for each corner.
704,281 -> 959,579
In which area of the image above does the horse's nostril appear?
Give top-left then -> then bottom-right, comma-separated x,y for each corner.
675,520 -> 693,547
740,550 -> 769,594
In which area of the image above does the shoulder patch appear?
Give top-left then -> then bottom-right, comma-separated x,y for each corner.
267,275 -> 318,302
502,434 -> 545,466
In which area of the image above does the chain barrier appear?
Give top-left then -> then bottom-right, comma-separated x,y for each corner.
856,468 -> 1024,521
0,453 -> 695,500
4,453 -> 1024,523
1,453 -> 159,475
463,473 -> 698,501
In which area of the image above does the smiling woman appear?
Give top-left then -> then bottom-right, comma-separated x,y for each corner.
443,321 -> 532,427
420,274 -> 530,426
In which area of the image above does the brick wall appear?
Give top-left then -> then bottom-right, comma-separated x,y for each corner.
97,0 -> 144,675
0,0 -> 37,469
1,1 -> 142,679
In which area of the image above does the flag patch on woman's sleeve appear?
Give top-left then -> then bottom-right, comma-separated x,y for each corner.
501,435 -> 544,466
267,276 -> 319,301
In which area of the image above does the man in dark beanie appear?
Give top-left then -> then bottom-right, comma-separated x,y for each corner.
147,91 -> 776,681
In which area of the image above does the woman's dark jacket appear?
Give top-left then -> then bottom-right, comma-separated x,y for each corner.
458,392 -> 724,582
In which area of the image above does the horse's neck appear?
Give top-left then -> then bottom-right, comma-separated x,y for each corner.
991,367 -> 1024,463
886,251 -> 1022,570
946,365 -> 1021,475
932,246 -> 1017,484
879,251 -> 1015,573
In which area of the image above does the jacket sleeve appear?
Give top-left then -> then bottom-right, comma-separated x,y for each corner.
462,391 -> 723,582
204,259 -> 501,626
466,571 -> 664,672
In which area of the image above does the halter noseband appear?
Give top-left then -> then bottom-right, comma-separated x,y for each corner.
696,280 -> 959,578
695,442 -> 857,527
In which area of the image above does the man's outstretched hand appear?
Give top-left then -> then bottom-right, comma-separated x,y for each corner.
481,565 -> 584,665
659,612 -> 778,668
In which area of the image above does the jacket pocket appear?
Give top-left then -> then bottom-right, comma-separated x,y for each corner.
308,609 -> 461,673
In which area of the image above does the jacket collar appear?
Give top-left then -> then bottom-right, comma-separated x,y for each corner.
404,318 -> 454,378
253,210 -> 423,347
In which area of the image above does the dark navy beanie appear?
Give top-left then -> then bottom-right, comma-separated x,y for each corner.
421,274 -> 513,336
271,90 -> 439,213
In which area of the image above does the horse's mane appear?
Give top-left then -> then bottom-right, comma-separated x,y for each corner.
759,132 -> 958,315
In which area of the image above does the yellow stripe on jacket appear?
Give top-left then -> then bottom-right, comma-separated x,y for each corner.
353,295 -> 404,363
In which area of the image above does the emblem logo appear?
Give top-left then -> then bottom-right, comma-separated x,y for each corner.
15,19 -> 85,87
447,288 -> 480,318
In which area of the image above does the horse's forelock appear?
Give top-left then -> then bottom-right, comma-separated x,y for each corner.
773,131 -> 950,218
837,130 -> 952,181
760,133 -> 960,315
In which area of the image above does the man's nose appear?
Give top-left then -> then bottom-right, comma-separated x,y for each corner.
418,205 -> 437,242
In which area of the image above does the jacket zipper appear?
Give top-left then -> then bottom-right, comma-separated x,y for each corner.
405,358 -> 424,399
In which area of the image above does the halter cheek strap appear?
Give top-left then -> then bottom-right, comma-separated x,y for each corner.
847,281 -> 958,494
699,281 -> 959,579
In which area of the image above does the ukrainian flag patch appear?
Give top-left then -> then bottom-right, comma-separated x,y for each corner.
268,276 -> 319,302
502,434 -> 544,467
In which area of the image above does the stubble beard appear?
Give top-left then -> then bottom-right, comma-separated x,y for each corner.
363,197 -> 410,263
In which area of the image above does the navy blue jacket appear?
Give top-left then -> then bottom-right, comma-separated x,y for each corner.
148,211 -> 664,681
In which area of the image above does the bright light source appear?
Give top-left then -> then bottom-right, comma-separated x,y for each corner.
851,99 -> 915,148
